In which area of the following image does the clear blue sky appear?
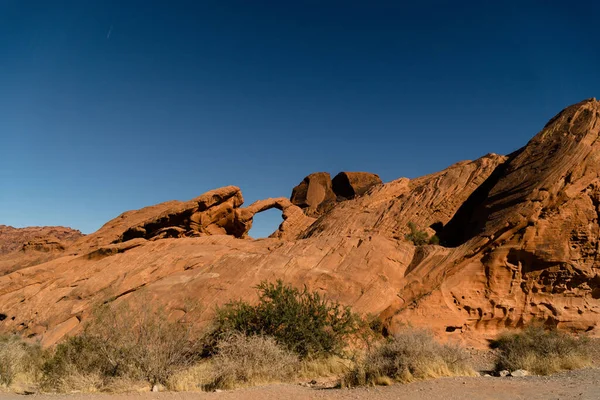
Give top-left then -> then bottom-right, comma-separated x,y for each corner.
1,1 -> 599,238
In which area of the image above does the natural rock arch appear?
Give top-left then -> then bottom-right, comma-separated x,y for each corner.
234,198 -> 316,240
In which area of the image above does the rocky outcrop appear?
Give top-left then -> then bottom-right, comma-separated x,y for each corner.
21,237 -> 67,253
301,154 -> 506,240
0,225 -> 82,255
235,198 -> 316,240
382,98 -> 600,339
332,172 -> 382,199
67,186 -> 314,255
0,226 -> 83,275
67,186 -> 247,254
0,99 -> 599,347
291,171 -> 383,217
290,172 -> 337,217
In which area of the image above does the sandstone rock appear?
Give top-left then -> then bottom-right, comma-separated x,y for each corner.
498,370 -> 510,377
235,198 -> 316,240
0,99 -> 599,347
290,172 -> 337,217
383,98 -> 600,339
332,172 -> 382,199
301,154 -> 506,240
0,227 -> 83,275
510,370 -> 529,377
21,237 -> 66,253
0,225 -> 82,256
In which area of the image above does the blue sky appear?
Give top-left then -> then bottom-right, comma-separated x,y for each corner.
1,1 -> 599,238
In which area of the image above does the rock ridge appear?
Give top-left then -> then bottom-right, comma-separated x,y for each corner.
0,99 -> 599,346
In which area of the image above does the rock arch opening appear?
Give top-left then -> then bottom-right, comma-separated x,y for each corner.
248,208 -> 284,238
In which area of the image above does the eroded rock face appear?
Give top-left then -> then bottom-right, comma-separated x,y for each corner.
235,198 -> 316,240
0,99 -> 599,347
332,172 -> 383,199
291,171 -> 383,217
0,225 -> 82,256
0,226 -> 83,275
382,98 -> 600,340
290,172 -> 337,217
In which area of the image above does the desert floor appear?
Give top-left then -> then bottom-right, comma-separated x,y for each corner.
1,368 -> 598,400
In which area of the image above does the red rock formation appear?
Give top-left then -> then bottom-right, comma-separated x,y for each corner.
235,198 -> 316,240
0,99 -> 599,347
0,226 -> 83,275
0,225 -> 82,255
290,171 -> 383,217
290,172 -> 337,217
332,172 -> 383,199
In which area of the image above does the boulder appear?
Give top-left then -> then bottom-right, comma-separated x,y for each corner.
332,172 -> 382,199
290,172 -> 337,217
510,370 -> 529,377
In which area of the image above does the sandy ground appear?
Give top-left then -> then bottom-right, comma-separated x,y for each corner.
1,368 -> 598,400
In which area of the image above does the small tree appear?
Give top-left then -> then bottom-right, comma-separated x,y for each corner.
214,280 -> 359,358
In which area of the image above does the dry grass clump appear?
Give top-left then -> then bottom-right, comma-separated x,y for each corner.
166,362 -> 213,392
492,326 -> 591,375
0,335 -> 44,387
206,333 -> 299,390
42,302 -> 201,392
297,355 -> 353,379
342,329 -> 475,387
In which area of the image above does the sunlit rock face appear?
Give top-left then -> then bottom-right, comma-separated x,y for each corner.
0,99 -> 599,347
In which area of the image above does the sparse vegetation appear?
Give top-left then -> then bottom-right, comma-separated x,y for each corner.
491,325 -> 591,375
42,302 -> 201,392
213,280 -> 360,358
12,286 -> 597,393
297,355 -> 353,379
0,335 -> 44,387
342,329 -> 475,387
206,333 -> 298,390
405,222 -> 439,246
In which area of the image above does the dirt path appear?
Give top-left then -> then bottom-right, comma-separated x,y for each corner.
3,368 -> 598,400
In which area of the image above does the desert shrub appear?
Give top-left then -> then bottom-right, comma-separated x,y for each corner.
0,335 -> 44,387
41,335 -> 113,392
342,329 -> 475,387
206,333 -> 298,390
405,222 -> 438,246
491,325 -> 591,375
213,280 -> 359,358
42,302 -> 201,391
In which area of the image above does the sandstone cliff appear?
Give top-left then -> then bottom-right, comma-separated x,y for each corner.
0,99 -> 599,347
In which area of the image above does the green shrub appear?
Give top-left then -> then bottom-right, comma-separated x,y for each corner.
0,335 -> 44,387
213,280 -> 359,358
206,333 -> 298,390
405,222 -> 438,246
491,326 -> 591,375
342,329 -> 475,387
